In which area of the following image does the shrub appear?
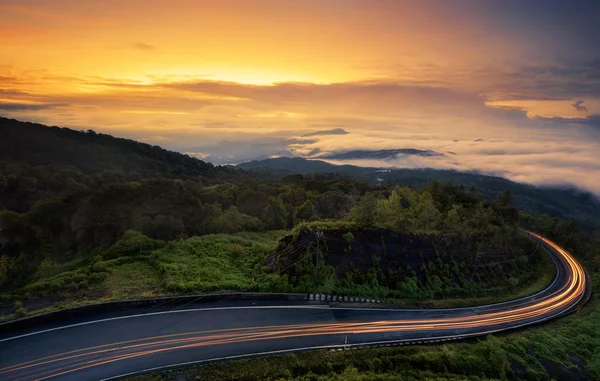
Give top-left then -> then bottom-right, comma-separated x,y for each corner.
13,301 -> 27,318
35,258 -> 56,279
343,232 -> 355,245
228,244 -> 245,256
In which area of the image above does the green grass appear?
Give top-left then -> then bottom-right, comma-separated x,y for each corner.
104,261 -> 162,299
0,231 -> 288,321
153,233 -> 284,293
128,273 -> 599,381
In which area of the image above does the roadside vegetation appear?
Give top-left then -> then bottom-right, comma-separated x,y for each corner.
128,282 -> 599,381
128,227 -> 600,381
0,231 -> 287,320
0,180 -> 549,320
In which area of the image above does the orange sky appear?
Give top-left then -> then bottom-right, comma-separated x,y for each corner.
1,0 -> 600,193
1,1 -> 597,114
1,1 -> 509,82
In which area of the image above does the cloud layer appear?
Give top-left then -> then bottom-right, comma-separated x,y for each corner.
1,0 -> 599,195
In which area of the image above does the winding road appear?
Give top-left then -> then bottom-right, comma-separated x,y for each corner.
0,232 -> 588,381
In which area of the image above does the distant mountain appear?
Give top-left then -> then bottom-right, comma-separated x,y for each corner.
239,157 -> 358,173
4,117 -> 598,230
0,117 -> 231,179
320,148 -> 443,160
238,157 -> 600,230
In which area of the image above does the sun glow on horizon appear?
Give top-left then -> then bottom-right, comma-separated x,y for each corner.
1,0 -> 599,194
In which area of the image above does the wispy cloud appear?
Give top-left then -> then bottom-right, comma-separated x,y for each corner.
535,114 -> 600,130
0,102 -> 68,111
0,58 -> 599,195
131,42 -> 156,51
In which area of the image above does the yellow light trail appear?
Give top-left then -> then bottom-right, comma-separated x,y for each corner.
0,233 -> 587,381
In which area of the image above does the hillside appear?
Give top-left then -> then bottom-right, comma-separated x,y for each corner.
0,117 -> 595,300
0,117 -> 230,179
238,157 -> 600,230
238,157 -> 359,173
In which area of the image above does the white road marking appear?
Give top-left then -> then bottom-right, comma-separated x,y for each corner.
0,235 -> 572,347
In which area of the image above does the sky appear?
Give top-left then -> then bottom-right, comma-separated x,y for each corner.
1,0 -> 600,194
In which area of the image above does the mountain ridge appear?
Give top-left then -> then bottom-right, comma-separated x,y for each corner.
0,117 -> 231,180
238,157 -> 600,230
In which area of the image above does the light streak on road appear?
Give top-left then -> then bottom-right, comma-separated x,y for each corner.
0,233 -> 588,381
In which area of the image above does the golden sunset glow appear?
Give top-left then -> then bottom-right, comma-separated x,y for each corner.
1,0 -> 599,193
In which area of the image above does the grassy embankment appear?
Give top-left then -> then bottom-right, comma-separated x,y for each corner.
0,231 -> 287,321
1,230 -> 554,321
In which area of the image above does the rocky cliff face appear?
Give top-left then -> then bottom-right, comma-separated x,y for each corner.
274,228 -> 536,290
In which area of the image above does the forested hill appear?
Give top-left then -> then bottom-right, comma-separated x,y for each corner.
0,117 -> 230,179
2,117 -> 599,231
239,157 -> 600,231
0,117 -> 594,295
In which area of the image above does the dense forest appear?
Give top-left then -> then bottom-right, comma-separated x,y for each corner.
240,157 -> 600,231
0,117 -> 597,308
0,117 -> 231,180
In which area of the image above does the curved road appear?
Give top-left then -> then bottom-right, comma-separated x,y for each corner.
0,232 -> 588,381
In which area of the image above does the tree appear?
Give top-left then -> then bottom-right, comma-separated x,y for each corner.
315,191 -> 354,219
294,200 -> 318,222
409,191 -> 441,231
445,204 -> 465,233
398,276 -> 419,297
237,189 -> 268,217
497,190 -> 512,207
134,215 -> 157,238
280,188 -> 308,207
349,192 -> 378,227
495,190 -> 519,225
285,203 -> 295,229
154,215 -> 185,240
262,197 -> 287,230
210,207 -> 244,233
210,206 -> 264,233
374,190 -> 409,229
18,176 -> 37,192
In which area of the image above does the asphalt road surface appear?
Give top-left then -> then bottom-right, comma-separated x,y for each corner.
0,232 -> 588,381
